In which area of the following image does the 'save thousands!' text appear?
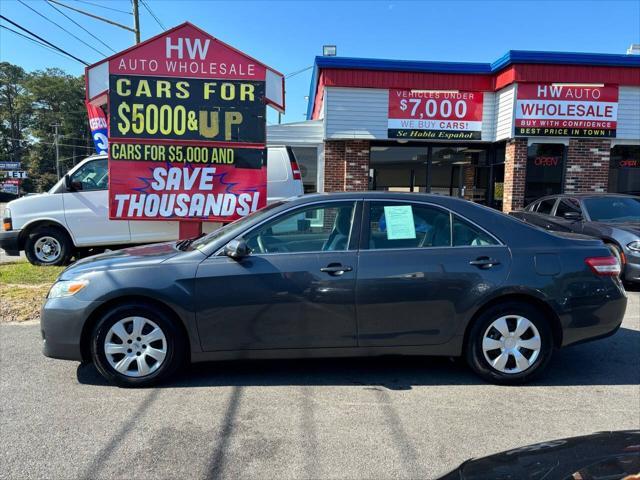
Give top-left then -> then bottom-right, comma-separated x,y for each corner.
111,165 -> 263,219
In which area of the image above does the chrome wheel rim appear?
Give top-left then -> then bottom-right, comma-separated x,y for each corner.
34,236 -> 61,263
104,317 -> 167,378
482,315 -> 541,374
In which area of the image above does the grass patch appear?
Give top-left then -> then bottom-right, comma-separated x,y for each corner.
0,261 -> 64,322
0,261 -> 64,285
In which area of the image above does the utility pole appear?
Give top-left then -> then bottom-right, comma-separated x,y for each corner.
52,124 -> 61,180
132,0 -> 140,44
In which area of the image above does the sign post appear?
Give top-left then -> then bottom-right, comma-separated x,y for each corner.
85,22 -> 285,239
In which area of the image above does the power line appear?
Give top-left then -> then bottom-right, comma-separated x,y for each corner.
140,0 -> 165,30
286,65 -> 313,78
17,0 -> 107,57
0,15 -> 89,65
45,0 -> 117,54
48,0 -> 135,33
0,24 -> 74,62
7,138 -> 95,150
72,0 -> 132,15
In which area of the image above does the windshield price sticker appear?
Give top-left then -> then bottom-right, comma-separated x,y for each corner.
388,89 -> 484,140
109,75 -> 265,144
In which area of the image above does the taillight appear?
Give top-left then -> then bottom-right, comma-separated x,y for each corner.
290,159 -> 302,180
585,256 -> 621,276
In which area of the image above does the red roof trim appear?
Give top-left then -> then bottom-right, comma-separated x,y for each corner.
310,63 -> 640,119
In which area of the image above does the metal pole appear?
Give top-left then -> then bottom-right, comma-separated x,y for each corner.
132,0 -> 140,43
52,124 -> 61,180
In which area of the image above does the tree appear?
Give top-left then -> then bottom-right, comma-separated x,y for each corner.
0,62 -> 32,166
24,68 -> 92,192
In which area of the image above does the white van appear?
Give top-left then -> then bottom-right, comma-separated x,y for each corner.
0,146 -> 303,265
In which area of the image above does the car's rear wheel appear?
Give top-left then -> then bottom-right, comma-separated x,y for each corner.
24,226 -> 73,266
466,302 -> 553,384
91,303 -> 185,387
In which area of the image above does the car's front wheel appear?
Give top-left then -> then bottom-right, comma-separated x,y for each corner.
91,303 -> 185,387
466,302 -> 553,384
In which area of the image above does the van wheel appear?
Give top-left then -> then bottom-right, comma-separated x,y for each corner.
91,303 -> 185,387
24,226 -> 73,266
465,302 -> 553,385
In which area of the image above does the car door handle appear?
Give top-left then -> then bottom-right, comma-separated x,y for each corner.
469,257 -> 500,269
320,264 -> 353,276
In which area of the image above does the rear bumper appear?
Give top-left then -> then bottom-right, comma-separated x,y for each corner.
560,280 -> 627,347
0,230 -> 21,255
40,296 -> 100,362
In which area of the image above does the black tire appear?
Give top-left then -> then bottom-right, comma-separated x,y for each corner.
90,302 -> 185,387
465,301 -> 554,385
24,226 -> 73,266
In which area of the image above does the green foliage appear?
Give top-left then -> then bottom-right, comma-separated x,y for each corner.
0,261 -> 64,285
0,62 -> 94,193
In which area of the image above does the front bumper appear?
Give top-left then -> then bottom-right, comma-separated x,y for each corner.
40,296 -> 100,362
0,230 -> 21,255
623,252 -> 640,283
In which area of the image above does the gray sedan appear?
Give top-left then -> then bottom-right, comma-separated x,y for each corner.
41,192 -> 627,387
510,194 -> 640,284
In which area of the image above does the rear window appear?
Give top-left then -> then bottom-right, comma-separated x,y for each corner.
267,150 -> 288,182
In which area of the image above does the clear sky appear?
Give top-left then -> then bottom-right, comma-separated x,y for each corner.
1,0 -> 639,125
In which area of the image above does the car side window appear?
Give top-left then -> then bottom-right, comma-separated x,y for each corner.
69,159 -> 108,191
536,199 -> 557,215
368,202 -> 451,250
452,215 -> 499,246
555,198 -> 581,217
244,202 -> 355,254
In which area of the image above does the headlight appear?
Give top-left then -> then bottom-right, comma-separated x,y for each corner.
48,280 -> 89,298
2,207 -> 11,231
628,241 -> 640,252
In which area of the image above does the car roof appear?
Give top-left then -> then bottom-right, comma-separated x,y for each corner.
530,193 -> 638,204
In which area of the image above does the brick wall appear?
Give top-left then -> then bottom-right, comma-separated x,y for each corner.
565,138 -> 611,194
324,140 -> 370,192
502,138 -> 528,213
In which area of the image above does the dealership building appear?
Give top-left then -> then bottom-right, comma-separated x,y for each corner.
268,49 -> 640,212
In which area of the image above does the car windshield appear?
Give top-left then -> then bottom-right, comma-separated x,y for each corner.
190,201 -> 285,251
583,196 -> 640,222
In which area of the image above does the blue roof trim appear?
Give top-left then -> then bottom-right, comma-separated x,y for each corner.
306,50 -> 640,119
314,55 -> 492,74
492,50 -> 640,70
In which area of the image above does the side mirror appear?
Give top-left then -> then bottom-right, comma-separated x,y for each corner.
65,175 -> 82,192
563,211 -> 582,221
224,238 -> 250,259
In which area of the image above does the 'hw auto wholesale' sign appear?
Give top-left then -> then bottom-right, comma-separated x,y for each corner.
515,83 -> 618,137
388,89 -> 484,140
85,22 -> 284,223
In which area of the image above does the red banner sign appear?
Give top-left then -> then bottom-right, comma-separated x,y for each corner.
515,83 -> 618,137
388,89 -> 484,140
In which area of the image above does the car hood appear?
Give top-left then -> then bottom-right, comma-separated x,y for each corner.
60,242 -> 182,279
593,221 -> 640,236
436,430 -> 640,480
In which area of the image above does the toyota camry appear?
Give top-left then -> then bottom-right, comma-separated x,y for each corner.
41,192 -> 627,387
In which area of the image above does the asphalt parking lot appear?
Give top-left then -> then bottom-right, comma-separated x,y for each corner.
1,291 -> 639,479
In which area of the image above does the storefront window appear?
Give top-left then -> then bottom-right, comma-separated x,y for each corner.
609,145 -> 640,195
369,146 -> 429,192
524,143 -> 566,206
